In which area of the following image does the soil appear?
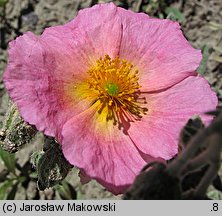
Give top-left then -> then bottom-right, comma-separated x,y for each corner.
0,0 -> 221,199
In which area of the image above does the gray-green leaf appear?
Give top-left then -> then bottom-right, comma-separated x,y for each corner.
0,146 -> 16,174
165,7 -> 185,22
197,45 -> 209,75
0,179 -> 14,200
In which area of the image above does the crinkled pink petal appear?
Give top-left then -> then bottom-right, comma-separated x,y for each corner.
118,17 -> 202,91
64,2 -> 123,60
128,75 -> 218,159
116,4 -> 149,21
3,32 -> 93,138
3,3 -> 124,138
61,102 -> 160,194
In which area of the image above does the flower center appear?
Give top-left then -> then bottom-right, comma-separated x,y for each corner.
105,82 -> 119,96
87,54 -> 147,124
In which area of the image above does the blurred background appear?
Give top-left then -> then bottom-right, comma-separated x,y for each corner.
0,0 -> 222,199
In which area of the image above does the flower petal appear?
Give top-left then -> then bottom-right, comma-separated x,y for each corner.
64,2 -> 123,59
3,32 -> 93,138
116,3 -> 149,21
3,3 -> 124,138
61,101 -> 159,194
128,75 -> 218,159
118,18 -> 202,91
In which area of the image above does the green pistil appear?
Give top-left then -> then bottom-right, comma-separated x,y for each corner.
105,82 -> 119,96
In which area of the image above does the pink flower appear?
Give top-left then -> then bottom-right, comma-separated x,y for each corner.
3,3 -> 217,194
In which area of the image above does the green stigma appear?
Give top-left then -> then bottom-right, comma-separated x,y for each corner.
105,82 -> 119,96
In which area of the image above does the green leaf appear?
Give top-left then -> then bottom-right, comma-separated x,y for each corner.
29,171 -> 38,179
0,0 -> 8,7
0,170 -> 9,183
0,146 -> 16,174
0,0 -> 7,7
158,12 -> 164,19
197,45 -> 209,75
165,7 -> 185,22
56,181 -> 77,200
0,179 -> 14,200
6,182 -> 19,200
207,190 -> 222,200
36,137 -> 72,190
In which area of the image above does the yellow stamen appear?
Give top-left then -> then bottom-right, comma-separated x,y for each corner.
87,54 -> 147,122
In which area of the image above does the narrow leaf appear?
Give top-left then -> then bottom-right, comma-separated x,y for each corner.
56,181 -> 77,200
0,146 -> 16,174
0,179 -> 14,200
197,45 -> 209,75
6,182 -> 19,200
